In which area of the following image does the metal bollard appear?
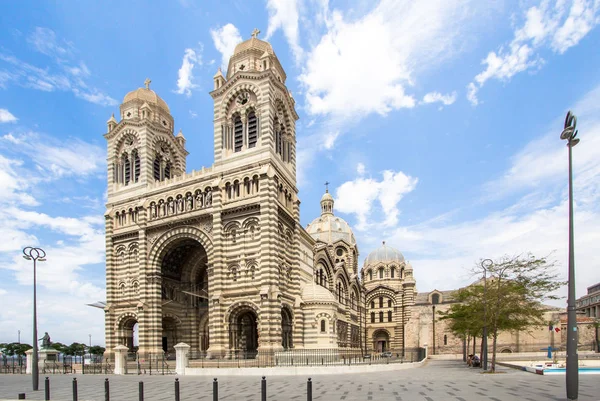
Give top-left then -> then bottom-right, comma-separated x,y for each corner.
73,378 -> 78,401
307,378 -> 312,401
45,377 -> 50,401
174,378 -> 180,401
18,394 -> 25,399
105,378 -> 110,401
213,378 -> 218,401
261,376 -> 266,401
139,381 -> 144,401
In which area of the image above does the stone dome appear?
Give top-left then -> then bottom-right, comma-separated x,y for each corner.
306,188 -> 356,245
306,214 -> 356,245
364,242 -> 405,266
302,281 -> 335,303
233,37 -> 275,57
123,87 -> 170,113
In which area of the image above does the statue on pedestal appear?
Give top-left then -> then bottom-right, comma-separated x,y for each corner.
39,332 -> 52,349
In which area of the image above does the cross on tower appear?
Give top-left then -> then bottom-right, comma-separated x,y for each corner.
324,181 -> 329,193
251,28 -> 260,39
144,78 -> 151,89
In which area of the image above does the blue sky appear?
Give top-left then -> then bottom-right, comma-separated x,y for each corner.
0,0 -> 599,346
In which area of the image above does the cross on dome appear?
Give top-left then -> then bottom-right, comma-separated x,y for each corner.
251,28 -> 260,39
324,181 -> 330,193
144,78 -> 151,89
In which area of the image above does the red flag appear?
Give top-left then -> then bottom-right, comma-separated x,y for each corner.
555,327 -> 560,332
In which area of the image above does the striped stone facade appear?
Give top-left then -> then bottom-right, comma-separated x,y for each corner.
103,35 -> 366,358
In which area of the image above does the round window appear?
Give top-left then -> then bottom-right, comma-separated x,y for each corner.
336,248 -> 344,256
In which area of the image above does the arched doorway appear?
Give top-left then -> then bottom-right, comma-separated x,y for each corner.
118,317 -> 138,352
229,308 -> 258,358
281,307 -> 293,349
158,238 -> 209,352
373,329 -> 390,353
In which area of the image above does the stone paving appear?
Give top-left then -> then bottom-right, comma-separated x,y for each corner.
0,360 -> 599,401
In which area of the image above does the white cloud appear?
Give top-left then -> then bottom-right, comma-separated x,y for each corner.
322,130 -> 339,149
335,167 -> 418,230
265,0 -> 304,62
189,110 -> 198,119
210,23 -> 243,72
357,162 -> 366,175
175,46 -> 202,96
0,28 -> 117,107
0,109 -> 18,123
300,0 -> 480,118
468,0 -> 600,105
422,91 -> 457,106
27,27 -> 72,58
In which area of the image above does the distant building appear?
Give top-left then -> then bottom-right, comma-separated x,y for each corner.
576,282 -> 600,318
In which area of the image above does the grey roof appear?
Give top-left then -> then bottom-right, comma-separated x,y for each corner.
364,242 -> 405,266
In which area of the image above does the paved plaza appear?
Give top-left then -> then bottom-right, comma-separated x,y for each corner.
1,361 -> 599,401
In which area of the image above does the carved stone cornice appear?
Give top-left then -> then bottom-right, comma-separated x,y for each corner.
146,216 -> 211,234
112,231 -> 140,242
278,206 -> 296,229
221,203 -> 260,220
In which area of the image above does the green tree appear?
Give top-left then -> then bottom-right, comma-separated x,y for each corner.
476,254 -> 563,372
50,342 -> 68,354
441,254 -> 563,372
0,342 -> 32,357
88,346 -> 105,356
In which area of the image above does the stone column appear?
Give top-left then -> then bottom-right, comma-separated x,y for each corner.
25,349 -> 33,374
114,345 -> 129,375
174,343 -> 191,375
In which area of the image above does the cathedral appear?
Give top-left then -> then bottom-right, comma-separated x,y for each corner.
103,32 -> 558,359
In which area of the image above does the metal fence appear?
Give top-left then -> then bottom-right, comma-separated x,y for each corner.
0,357 -> 26,374
187,348 -> 426,368
124,352 -> 173,375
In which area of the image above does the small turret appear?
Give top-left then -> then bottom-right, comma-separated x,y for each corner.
107,113 -> 118,132
213,67 -> 225,90
176,129 -> 186,147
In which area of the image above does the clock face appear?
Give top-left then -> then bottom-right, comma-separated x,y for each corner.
237,93 -> 249,105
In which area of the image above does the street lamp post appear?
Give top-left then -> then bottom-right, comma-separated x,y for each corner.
561,110 -> 580,400
481,258 -> 493,371
22,247 -> 46,392
432,305 -> 436,355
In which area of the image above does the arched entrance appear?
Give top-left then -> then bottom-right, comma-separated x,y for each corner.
229,308 -> 259,358
373,329 -> 390,353
281,307 -> 293,349
158,237 -> 209,353
117,316 -> 138,352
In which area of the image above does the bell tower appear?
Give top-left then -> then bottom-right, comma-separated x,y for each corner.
210,29 -> 299,185
104,79 -> 188,197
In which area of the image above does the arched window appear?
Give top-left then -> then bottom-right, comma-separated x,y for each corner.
234,115 -> 243,152
388,300 -> 392,308
432,293 -> 440,305
391,267 -> 395,278
388,310 -> 392,322
368,270 -> 372,280
247,111 -> 257,148
371,301 -> 375,309
133,151 -> 140,183
379,297 -> 383,308
379,268 -> 384,279
164,162 -> 171,180
124,154 -> 131,184
444,335 -> 448,345
153,157 -> 161,181
244,177 -> 251,195
370,312 -> 375,323
320,320 -> 326,333
379,312 -> 383,323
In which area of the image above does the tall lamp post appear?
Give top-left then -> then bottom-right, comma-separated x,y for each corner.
23,247 -> 46,391
432,305 -> 436,355
481,258 -> 493,371
561,110 -> 580,400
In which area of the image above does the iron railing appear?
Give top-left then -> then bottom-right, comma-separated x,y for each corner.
187,348 -> 426,368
